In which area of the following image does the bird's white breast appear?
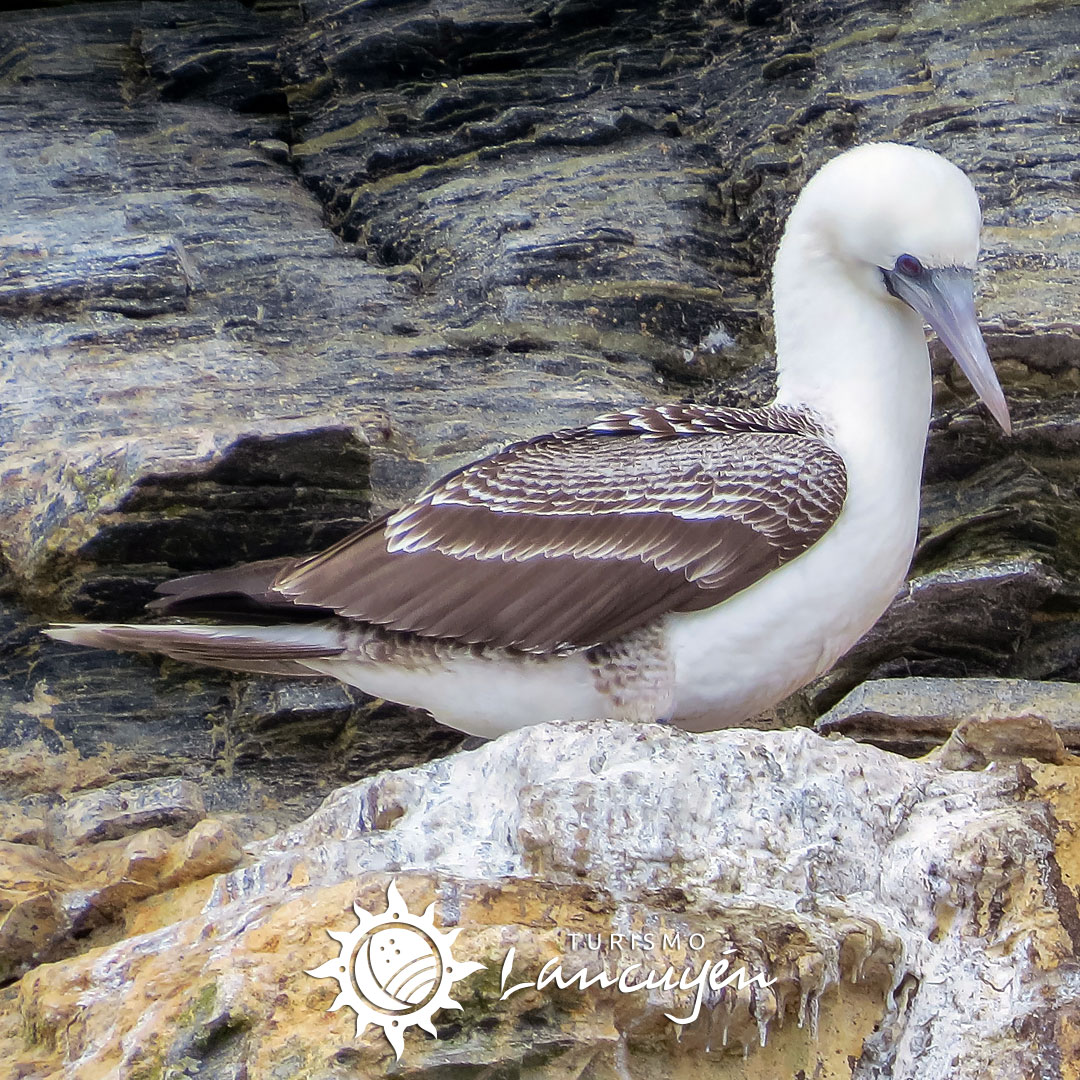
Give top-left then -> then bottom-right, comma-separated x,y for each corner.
668,321 -> 933,730
665,466 -> 919,730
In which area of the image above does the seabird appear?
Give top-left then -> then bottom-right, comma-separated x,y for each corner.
47,142 -> 1011,737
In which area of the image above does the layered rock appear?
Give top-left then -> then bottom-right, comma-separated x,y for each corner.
3,0 -> 1080,815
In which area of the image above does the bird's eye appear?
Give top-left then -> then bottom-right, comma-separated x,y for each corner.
894,254 -> 923,277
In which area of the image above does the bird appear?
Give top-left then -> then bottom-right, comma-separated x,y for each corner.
47,142 -> 1011,738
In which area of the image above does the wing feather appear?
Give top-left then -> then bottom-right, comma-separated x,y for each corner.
269,413 -> 847,652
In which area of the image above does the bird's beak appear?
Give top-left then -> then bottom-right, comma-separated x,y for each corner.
883,265 -> 1011,435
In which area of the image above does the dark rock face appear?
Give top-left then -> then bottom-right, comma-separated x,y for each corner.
3,0 -> 1080,827
816,676 -> 1080,758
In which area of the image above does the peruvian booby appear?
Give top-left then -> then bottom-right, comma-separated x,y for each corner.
47,142 -> 1011,737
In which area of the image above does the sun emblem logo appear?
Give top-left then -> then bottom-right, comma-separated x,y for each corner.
306,879 -> 486,1060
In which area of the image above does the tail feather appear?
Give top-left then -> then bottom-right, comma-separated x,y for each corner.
45,622 -> 346,677
146,557 -> 333,621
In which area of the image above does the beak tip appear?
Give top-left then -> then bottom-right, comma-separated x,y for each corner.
989,397 -> 1012,437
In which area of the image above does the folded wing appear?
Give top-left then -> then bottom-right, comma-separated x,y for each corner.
265,409 -> 847,652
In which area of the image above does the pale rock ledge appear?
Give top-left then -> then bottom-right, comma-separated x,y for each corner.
5,717 -> 1080,1079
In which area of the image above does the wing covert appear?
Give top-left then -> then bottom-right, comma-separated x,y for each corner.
272,411 -> 847,652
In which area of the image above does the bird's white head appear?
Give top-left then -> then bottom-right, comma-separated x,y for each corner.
790,142 -> 981,278
774,141 -> 1010,434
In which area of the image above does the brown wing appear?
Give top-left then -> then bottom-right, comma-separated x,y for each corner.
271,417 -> 847,652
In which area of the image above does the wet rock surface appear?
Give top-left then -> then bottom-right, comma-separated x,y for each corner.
4,0 -> 1080,803
0,0 -> 1077,820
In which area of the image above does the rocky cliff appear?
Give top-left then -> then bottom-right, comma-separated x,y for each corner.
3,0 -> 1080,1075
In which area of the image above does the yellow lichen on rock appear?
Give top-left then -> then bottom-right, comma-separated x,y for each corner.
7,873 -> 898,1079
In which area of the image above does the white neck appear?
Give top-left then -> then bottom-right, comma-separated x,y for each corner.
770,219 -> 934,502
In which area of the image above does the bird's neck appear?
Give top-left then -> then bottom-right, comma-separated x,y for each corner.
771,227 -> 933,493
